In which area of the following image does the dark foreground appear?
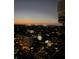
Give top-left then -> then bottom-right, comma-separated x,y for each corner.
14,24 -> 65,59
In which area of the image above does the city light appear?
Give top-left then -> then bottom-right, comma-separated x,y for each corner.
45,40 -> 49,44
37,35 -> 42,41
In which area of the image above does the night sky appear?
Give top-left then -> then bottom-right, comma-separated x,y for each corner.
14,0 -> 59,25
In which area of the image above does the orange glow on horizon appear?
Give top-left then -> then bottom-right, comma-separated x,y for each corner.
15,21 -> 33,24
15,21 -> 50,25
14,18 -> 59,25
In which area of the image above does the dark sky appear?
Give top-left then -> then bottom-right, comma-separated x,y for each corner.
14,0 -> 58,25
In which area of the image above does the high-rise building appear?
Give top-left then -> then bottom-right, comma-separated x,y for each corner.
58,0 -> 65,26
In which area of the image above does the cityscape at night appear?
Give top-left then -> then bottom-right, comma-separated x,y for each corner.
14,24 -> 65,59
14,0 -> 65,59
